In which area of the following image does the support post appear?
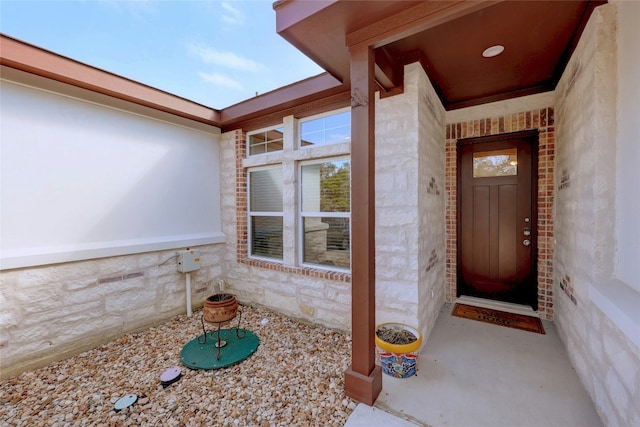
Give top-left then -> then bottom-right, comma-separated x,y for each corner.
344,44 -> 382,406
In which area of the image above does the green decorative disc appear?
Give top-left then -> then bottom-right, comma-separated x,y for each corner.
180,329 -> 259,370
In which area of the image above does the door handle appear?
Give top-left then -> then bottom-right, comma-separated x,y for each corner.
523,239 -> 531,246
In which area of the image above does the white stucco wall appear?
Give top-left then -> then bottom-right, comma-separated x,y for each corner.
0,72 -> 224,270
554,4 -> 640,426
0,70 -> 227,379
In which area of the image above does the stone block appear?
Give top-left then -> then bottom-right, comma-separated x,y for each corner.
29,299 -> 104,325
605,368 -> 629,418
317,310 -> 350,330
17,284 -> 66,314
299,304 -> 315,317
263,290 -> 298,313
136,252 -> 161,269
95,256 -> 138,276
298,285 -> 325,299
0,308 -> 20,329
104,285 -> 157,313
66,277 -> 99,291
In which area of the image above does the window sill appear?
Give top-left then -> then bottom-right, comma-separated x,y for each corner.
589,279 -> 640,349
241,257 -> 351,282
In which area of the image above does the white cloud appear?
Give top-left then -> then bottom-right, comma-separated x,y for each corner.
221,2 -> 244,25
198,72 -> 244,91
188,44 -> 266,73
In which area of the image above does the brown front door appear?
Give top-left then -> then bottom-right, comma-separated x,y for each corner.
457,131 -> 538,309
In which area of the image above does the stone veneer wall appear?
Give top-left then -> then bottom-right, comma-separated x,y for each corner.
0,244 -> 225,379
223,63 -> 446,339
221,129 -> 352,330
554,4 -> 640,425
445,105 -> 555,320
374,62 -> 446,338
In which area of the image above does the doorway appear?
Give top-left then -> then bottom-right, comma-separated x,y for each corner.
457,131 -> 538,309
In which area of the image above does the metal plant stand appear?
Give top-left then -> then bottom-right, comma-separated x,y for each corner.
197,309 -> 247,360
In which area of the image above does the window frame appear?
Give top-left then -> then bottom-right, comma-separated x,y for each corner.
247,164 -> 284,262
298,156 -> 351,271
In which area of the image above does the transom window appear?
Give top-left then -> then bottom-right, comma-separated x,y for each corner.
300,110 -> 351,148
247,126 -> 284,155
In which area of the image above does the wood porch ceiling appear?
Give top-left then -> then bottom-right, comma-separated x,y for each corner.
274,0 -> 606,110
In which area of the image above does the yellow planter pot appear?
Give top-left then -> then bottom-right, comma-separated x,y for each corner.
375,323 -> 422,354
375,323 -> 422,378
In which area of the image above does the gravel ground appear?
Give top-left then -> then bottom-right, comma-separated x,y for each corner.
0,305 -> 356,426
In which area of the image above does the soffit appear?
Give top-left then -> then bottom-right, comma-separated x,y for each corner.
275,0 -> 607,110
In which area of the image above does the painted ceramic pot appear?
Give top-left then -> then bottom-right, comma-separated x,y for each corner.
375,322 -> 422,378
202,293 -> 238,323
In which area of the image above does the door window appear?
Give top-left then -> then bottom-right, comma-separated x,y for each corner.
473,148 -> 517,177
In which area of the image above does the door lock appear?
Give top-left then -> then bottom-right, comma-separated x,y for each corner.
523,239 -> 531,246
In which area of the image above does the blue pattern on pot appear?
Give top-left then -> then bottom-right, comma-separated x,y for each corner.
379,352 -> 417,378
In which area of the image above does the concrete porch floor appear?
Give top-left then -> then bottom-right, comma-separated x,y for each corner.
346,301 -> 603,427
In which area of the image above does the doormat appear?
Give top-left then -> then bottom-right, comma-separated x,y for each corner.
451,303 -> 545,334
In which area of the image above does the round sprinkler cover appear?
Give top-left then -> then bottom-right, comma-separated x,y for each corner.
180,329 -> 259,370
160,367 -> 182,388
114,394 -> 137,412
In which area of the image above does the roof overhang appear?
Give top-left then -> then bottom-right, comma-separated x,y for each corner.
1,1 -> 607,130
0,34 -> 350,132
0,35 -> 221,127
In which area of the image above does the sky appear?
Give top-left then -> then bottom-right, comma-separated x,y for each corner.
0,0 -> 325,109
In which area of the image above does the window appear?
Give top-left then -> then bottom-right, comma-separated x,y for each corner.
247,126 -> 284,155
243,109 -> 351,273
300,159 -> 351,269
300,110 -> 351,147
248,167 -> 283,260
473,148 -> 517,177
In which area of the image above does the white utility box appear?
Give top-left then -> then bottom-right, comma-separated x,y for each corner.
177,249 -> 201,273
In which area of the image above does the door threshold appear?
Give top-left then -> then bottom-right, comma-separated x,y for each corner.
456,296 -> 539,318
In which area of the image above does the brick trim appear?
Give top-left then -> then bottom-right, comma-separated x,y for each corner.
233,130 -> 351,283
445,109 -> 555,320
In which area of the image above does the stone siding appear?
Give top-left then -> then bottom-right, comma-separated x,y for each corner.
223,63 -> 446,340
0,244 -> 225,379
221,124 -> 352,331
374,62 -> 446,338
554,4 -> 639,426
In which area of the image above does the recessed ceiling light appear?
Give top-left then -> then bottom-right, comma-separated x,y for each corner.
482,45 -> 505,58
